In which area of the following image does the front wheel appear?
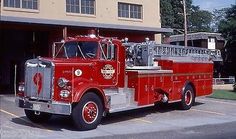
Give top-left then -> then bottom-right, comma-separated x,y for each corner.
72,92 -> 103,131
179,85 -> 195,110
24,109 -> 52,123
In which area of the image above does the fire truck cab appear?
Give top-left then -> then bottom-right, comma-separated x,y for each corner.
16,34 -> 216,130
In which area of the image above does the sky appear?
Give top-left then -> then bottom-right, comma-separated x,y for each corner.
193,0 -> 235,12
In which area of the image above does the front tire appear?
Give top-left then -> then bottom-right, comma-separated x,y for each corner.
72,92 -> 103,131
180,85 -> 195,110
24,109 -> 52,123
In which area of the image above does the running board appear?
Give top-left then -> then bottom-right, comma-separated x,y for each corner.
109,104 -> 155,113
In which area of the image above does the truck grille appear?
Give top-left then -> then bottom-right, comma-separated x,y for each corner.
25,59 -> 54,100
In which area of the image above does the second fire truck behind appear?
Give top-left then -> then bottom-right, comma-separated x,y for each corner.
16,34 -> 218,130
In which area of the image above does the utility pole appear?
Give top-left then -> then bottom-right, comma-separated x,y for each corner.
183,0 -> 188,47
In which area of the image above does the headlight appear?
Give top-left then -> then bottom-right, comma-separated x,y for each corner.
57,78 -> 69,88
60,90 -> 70,98
18,84 -> 25,92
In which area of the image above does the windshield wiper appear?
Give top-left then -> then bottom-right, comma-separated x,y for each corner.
64,45 -> 69,59
78,44 -> 86,59
55,42 -> 65,58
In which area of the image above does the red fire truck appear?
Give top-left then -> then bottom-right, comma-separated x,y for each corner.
16,34 -> 218,130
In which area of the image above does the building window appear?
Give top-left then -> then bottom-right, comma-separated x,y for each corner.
3,0 -> 38,9
66,0 -> 80,13
66,0 -> 95,15
22,0 -> 38,9
208,38 -> 215,43
81,0 -> 95,14
118,3 -> 129,18
4,0 -> 20,8
118,3 -> 142,19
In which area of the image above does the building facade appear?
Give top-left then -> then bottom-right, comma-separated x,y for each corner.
0,0 -> 171,93
169,32 -> 225,50
1,0 -> 171,40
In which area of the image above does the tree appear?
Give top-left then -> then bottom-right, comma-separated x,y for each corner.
218,5 -> 236,77
188,6 -> 213,32
160,0 -> 174,28
218,5 -> 236,41
160,0 -> 213,33
212,8 -> 228,32
160,0 -> 192,29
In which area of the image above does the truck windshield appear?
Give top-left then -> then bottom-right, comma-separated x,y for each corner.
55,41 -> 98,59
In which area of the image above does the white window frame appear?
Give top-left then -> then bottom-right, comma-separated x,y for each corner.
118,2 -> 142,20
66,0 -> 95,15
3,0 -> 38,10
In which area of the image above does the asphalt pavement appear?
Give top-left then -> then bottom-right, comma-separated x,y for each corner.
1,94 -> 236,139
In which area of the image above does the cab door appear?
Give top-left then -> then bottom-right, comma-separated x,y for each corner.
96,42 -> 118,87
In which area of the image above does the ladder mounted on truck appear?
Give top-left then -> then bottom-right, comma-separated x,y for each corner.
124,41 -> 222,67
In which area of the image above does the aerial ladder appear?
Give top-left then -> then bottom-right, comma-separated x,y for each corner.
124,41 -> 222,67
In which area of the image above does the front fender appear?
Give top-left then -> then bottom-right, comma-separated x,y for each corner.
72,81 -> 107,109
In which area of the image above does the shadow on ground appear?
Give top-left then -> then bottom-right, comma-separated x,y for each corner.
11,102 -> 204,131
102,102 -> 204,125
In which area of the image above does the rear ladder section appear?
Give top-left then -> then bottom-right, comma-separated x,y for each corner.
124,42 -> 222,67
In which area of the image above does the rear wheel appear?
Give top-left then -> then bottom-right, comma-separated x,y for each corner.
24,109 -> 52,123
72,92 -> 103,131
180,85 -> 195,110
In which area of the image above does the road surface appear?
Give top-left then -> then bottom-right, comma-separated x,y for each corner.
1,95 -> 236,139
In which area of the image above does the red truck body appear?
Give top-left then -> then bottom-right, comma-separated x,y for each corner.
16,35 -> 214,130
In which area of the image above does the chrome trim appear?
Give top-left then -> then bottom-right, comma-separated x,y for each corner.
15,97 -> 71,115
58,77 -> 69,88
168,99 -> 181,103
24,58 -> 55,101
131,69 -> 173,74
109,104 -> 154,113
104,88 -> 137,113
51,61 -> 55,99
82,101 -> 99,124
126,66 -> 161,70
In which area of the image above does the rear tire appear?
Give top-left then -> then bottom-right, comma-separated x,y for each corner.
179,85 -> 195,110
24,109 -> 52,123
72,92 -> 103,131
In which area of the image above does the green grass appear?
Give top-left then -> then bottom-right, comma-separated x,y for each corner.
209,90 -> 236,100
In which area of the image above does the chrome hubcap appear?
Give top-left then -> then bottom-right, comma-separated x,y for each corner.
82,101 -> 98,124
185,90 -> 192,106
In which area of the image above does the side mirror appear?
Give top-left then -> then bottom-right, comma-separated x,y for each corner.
110,44 -> 115,60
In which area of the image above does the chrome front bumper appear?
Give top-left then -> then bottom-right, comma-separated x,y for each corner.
15,97 -> 71,115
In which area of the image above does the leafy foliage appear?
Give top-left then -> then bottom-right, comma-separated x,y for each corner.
212,8 -> 228,32
161,0 -> 191,29
189,6 -> 213,32
218,5 -> 236,41
218,5 -> 236,77
160,0 -> 213,33
160,0 -> 174,28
